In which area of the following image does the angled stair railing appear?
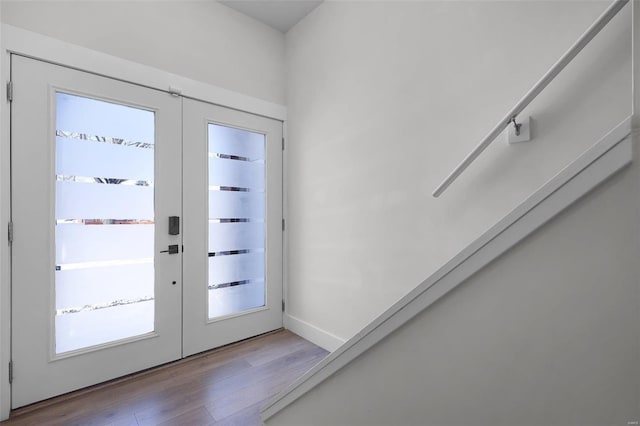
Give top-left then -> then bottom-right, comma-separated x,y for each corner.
262,0 -> 634,422
432,0 -> 629,198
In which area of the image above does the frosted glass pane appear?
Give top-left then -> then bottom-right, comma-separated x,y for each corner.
56,137 -> 153,181
208,282 -> 265,318
208,157 -> 264,190
208,222 -> 264,253
208,190 -> 264,219
57,93 -> 154,142
56,181 -> 153,219
56,301 -> 154,353
57,224 -> 153,264
208,123 -> 266,320
55,92 -> 155,354
209,253 -> 264,286
56,263 -> 153,309
208,124 -> 264,160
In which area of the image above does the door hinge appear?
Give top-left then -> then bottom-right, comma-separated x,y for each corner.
8,361 -> 13,384
282,300 -> 285,312
8,221 -> 13,244
6,81 -> 13,103
282,137 -> 285,151
282,218 -> 285,231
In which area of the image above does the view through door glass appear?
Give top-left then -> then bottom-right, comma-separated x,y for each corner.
55,93 -> 156,354
208,124 -> 266,319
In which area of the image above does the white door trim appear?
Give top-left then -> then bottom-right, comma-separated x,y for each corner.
0,23 -> 287,420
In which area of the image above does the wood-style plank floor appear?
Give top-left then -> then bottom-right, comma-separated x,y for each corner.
1,330 -> 327,426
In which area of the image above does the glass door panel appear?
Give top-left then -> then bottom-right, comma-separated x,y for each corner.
55,93 -> 156,354
208,124 -> 266,319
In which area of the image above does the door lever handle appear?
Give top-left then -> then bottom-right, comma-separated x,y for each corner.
160,244 -> 179,254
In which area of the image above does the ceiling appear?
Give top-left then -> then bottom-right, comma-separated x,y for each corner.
219,0 -> 323,33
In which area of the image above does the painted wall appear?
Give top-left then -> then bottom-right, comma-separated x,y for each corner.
1,1 -> 286,105
284,0 -> 632,346
267,134 -> 640,425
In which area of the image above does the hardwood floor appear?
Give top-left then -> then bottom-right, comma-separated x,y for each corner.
1,330 -> 327,426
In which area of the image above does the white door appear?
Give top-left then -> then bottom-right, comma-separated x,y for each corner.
182,99 -> 283,356
10,56 -> 283,408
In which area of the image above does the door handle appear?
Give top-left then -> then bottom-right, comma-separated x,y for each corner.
160,244 -> 180,254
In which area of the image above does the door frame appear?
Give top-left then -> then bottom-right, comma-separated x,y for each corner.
0,23 -> 288,420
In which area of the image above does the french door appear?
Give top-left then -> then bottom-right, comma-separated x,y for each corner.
10,56 -> 283,408
182,99 -> 283,356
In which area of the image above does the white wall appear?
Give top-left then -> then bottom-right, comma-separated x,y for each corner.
267,133 -> 640,425
285,0 -> 632,345
1,0 -> 285,104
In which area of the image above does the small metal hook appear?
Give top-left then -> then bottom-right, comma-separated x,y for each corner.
510,117 -> 522,136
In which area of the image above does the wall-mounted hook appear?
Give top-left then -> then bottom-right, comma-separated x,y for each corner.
510,117 -> 522,136
507,116 -> 531,144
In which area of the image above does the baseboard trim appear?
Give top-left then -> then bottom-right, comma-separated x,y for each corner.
284,314 -> 346,352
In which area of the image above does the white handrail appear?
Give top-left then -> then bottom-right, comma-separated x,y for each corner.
432,0 -> 629,198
